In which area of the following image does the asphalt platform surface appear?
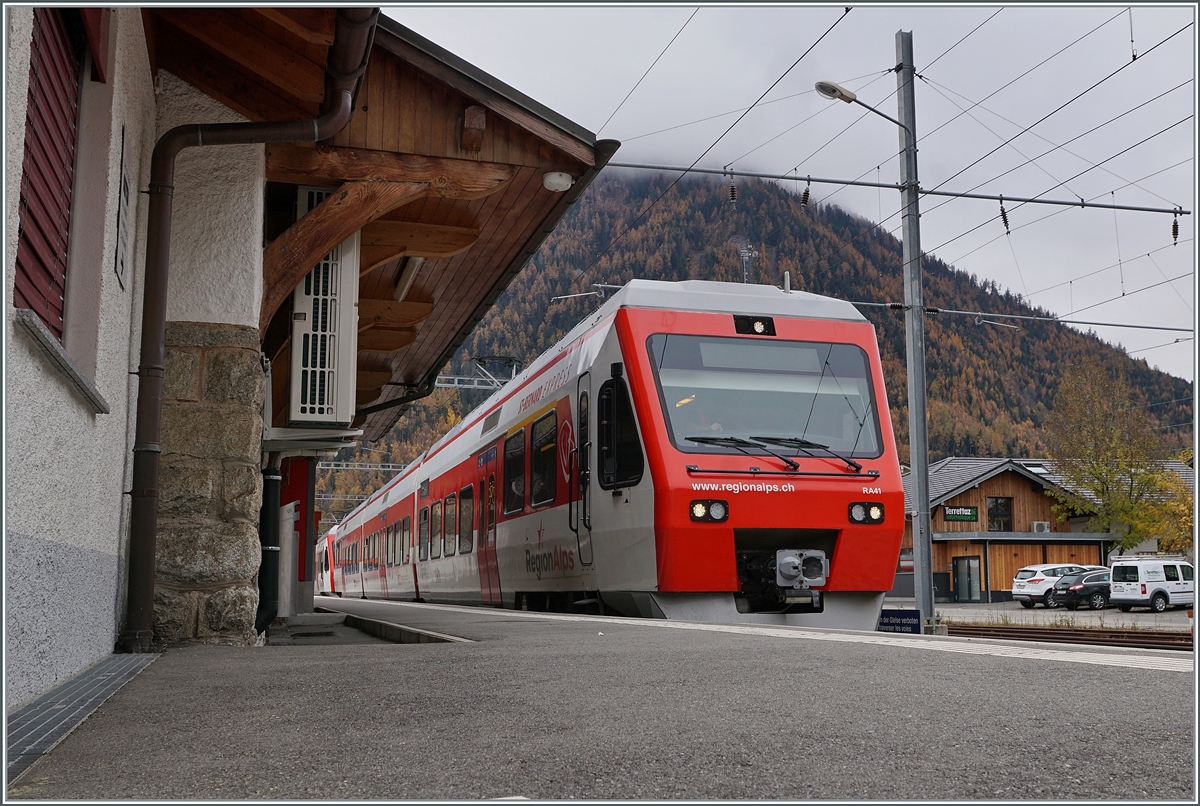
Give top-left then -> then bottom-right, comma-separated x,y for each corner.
7,597 -> 1195,800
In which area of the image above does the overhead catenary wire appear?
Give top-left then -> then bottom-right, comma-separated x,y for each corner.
922,115 -> 1193,256
925,21 -> 1192,195
619,70 -> 887,143
1066,272 -> 1191,317
849,301 -> 1192,333
597,7 -> 698,136
728,69 -> 895,168
916,9 -> 1127,149
1023,239 -> 1193,299
919,7 -> 1004,73
919,76 -> 1192,208
576,6 -> 853,283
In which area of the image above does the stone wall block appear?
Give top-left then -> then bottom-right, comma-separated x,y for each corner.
166,321 -> 260,350
200,585 -> 258,641
203,347 -> 265,405
153,587 -> 200,642
163,346 -> 201,401
158,457 -> 219,519
156,519 -> 261,587
161,401 -> 262,461
223,462 -> 263,523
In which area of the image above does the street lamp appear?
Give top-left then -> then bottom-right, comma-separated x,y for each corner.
817,30 -> 937,634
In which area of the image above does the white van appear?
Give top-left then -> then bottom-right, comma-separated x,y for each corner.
1109,557 -> 1194,612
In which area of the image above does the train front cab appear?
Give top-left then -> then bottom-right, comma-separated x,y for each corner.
616,305 -> 905,630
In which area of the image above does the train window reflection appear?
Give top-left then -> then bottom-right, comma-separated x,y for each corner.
418,508 -> 429,561
459,485 -> 474,553
598,377 -> 644,489
402,516 -> 411,564
530,412 -> 557,507
444,494 -> 457,557
503,431 -> 526,514
647,333 -> 882,458
430,501 -> 442,559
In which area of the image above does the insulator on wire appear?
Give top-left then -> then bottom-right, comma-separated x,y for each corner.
1172,214 -> 1179,246
800,178 -> 811,207
999,197 -> 1010,234
728,179 -> 737,205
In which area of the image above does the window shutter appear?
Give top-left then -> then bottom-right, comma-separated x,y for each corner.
14,8 -> 81,341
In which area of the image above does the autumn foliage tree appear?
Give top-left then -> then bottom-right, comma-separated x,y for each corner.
1043,359 -> 1178,552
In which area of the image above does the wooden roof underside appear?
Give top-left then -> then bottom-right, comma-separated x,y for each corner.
141,9 -> 606,443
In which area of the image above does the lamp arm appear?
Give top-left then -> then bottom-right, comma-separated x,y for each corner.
851,98 -> 913,141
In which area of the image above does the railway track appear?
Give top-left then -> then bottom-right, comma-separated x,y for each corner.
945,624 -> 1193,652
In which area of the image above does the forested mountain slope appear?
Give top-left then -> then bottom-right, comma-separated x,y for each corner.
318,173 -> 1191,516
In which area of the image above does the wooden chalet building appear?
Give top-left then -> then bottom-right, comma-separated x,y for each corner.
5,6 -> 612,710
897,458 -> 1116,603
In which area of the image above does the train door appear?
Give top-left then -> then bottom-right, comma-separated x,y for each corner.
573,372 -> 594,565
477,445 -> 502,605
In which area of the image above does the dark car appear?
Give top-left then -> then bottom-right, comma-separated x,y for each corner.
1053,570 -> 1111,610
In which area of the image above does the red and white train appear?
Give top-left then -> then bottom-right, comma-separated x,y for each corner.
316,279 -> 904,630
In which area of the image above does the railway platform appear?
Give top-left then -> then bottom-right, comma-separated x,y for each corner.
6,598 -> 1194,800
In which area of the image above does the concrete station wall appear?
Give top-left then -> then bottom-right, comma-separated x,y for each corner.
5,8 -> 156,710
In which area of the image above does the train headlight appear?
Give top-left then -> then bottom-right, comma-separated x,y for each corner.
690,499 -> 729,522
849,502 -> 885,524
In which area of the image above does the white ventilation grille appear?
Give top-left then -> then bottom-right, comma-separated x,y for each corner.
1031,521 -> 1051,534
289,186 -> 360,426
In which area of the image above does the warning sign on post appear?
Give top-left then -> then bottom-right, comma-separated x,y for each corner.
877,609 -> 921,634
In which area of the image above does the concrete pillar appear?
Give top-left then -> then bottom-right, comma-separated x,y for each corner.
154,322 -> 263,642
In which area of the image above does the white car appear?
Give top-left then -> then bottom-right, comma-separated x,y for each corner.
1110,557 -> 1195,612
1011,563 -> 1104,609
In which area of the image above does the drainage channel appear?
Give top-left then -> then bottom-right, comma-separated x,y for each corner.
6,654 -> 158,785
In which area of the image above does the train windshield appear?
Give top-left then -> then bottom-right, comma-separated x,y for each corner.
647,333 -> 883,459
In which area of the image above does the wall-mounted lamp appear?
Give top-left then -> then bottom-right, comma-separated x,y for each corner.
543,171 -> 575,192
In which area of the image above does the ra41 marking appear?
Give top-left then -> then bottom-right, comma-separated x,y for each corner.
862,487 -> 882,495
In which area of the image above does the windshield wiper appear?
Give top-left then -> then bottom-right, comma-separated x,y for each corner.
684,435 -> 799,471
750,436 -> 863,472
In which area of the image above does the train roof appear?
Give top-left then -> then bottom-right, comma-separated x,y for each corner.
600,279 -> 868,322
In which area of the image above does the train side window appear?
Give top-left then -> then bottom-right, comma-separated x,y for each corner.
459,485 -> 474,553
598,377 -> 645,489
444,494 -> 457,557
430,501 -> 442,559
418,508 -> 429,561
402,516 -> 412,564
530,412 -> 557,507
503,431 -> 526,514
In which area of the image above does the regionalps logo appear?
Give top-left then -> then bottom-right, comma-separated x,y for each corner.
558,417 -> 575,482
526,545 -> 576,580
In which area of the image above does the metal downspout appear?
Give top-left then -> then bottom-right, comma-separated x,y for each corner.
255,453 -> 284,636
120,8 -> 380,653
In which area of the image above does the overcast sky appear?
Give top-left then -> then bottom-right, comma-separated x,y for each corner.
385,4 -> 1196,383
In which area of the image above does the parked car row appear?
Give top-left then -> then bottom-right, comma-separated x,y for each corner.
1010,557 -> 1195,612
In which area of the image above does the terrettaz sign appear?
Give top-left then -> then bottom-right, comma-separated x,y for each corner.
943,505 -> 978,522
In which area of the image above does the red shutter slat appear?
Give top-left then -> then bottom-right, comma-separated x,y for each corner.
14,8 -> 80,341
